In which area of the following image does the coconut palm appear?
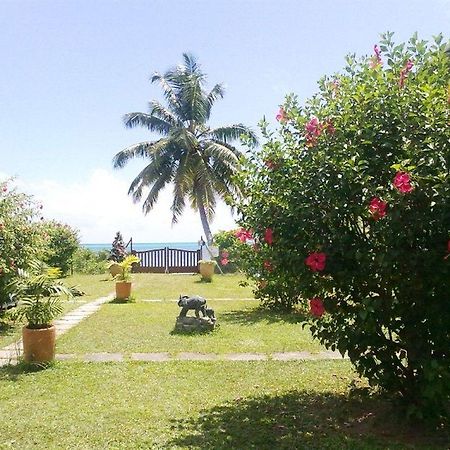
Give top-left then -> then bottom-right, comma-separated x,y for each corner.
113,53 -> 258,244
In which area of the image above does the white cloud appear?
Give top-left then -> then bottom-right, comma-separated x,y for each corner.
3,169 -> 237,243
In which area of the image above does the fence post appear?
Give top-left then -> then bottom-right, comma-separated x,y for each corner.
164,247 -> 169,274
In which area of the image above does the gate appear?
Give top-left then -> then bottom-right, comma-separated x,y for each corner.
131,247 -> 201,274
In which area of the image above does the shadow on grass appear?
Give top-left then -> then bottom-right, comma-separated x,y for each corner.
0,321 -> 16,338
219,306 -> 307,326
0,360 -> 56,381
168,390 -> 449,450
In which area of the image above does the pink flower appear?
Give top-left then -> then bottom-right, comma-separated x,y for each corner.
309,297 -> 325,317
235,228 -> 253,243
305,117 -> 322,147
305,252 -> 326,272
393,171 -> 414,194
263,260 -> 273,272
221,258 -> 229,266
264,228 -> 274,245
221,251 -> 229,258
369,44 -> 383,68
399,59 -> 414,88
276,108 -> 287,122
369,197 -> 387,220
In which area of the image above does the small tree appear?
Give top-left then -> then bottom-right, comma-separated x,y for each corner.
109,232 -> 127,262
38,220 -> 80,276
238,33 -> 450,420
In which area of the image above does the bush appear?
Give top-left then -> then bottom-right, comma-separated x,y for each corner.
213,229 -> 248,273
0,180 -> 46,307
238,33 -> 450,420
38,221 -> 80,275
109,231 -> 127,262
72,248 -> 109,274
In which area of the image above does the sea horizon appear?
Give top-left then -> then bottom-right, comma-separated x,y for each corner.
82,242 -> 200,252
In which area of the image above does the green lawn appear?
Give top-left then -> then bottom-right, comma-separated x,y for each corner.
1,360 -> 445,449
131,272 -> 254,300
0,274 -> 115,349
56,299 -> 323,355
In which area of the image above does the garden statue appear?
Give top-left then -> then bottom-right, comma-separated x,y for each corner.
175,295 -> 216,332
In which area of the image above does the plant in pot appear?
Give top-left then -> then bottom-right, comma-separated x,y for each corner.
9,260 -> 73,364
198,259 -> 216,282
114,255 -> 140,300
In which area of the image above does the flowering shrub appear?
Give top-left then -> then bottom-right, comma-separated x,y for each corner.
37,220 -> 79,275
237,33 -> 450,419
0,180 -> 46,307
213,229 -> 251,273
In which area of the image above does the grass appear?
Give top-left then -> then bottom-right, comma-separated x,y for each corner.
56,299 -> 323,355
0,273 -> 115,349
131,272 -> 254,300
0,360 -> 447,449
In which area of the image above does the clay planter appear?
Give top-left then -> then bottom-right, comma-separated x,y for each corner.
199,262 -> 215,281
22,325 -> 56,364
115,281 -> 132,300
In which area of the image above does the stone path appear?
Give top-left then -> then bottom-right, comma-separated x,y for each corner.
0,294 -> 346,366
0,294 -> 114,366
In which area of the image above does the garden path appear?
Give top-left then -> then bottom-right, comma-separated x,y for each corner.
0,294 -> 346,366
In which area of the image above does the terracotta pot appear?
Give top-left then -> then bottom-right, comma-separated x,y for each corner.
22,325 -> 56,363
115,281 -> 132,300
109,263 -> 123,277
199,262 -> 215,281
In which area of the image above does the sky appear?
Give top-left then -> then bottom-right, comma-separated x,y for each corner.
1,0 -> 449,244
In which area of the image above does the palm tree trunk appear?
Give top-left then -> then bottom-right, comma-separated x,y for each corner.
197,201 -> 213,245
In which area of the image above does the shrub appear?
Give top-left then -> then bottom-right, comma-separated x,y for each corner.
0,180 -> 46,307
213,229 -> 248,273
38,221 -> 80,276
237,33 -> 450,420
72,248 -> 109,274
109,231 -> 127,262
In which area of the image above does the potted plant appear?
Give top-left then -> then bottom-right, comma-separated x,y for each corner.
9,261 -> 73,364
198,259 -> 216,281
114,255 -> 140,300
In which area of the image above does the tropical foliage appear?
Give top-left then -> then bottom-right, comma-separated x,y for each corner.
237,33 -> 450,420
113,53 -> 258,244
0,180 -> 46,308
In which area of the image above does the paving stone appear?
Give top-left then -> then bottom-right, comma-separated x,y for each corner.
177,352 -> 218,361
55,354 -> 77,361
84,353 -> 124,362
271,351 -> 314,361
224,353 -> 267,361
131,352 -> 171,362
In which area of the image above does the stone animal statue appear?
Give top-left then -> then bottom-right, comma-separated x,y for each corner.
204,307 -> 216,321
178,295 -> 208,318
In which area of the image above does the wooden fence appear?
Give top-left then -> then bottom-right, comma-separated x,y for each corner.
131,247 -> 201,274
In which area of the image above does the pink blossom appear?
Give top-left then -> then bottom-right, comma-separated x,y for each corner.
305,252 -> 326,272
399,59 -> 414,88
276,108 -> 287,122
393,172 -> 414,194
369,197 -> 387,220
305,117 -> 322,147
221,258 -> 229,266
264,228 -> 274,245
309,297 -> 325,317
235,228 -> 253,243
369,44 -> 383,68
263,260 -> 273,272
221,251 -> 229,258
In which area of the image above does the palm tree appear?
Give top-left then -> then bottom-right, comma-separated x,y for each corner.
113,53 -> 258,245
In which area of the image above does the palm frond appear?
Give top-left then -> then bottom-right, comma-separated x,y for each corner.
142,166 -> 174,214
208,124 -> 259,148
123,112 -> 172,135
113,140 -> 166,169
205,83 -> 225,119
148,101 -> 179,126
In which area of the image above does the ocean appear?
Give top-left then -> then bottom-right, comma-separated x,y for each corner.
82,242 -> 200,252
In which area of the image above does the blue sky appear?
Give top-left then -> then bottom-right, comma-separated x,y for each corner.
1,0 -> 449,243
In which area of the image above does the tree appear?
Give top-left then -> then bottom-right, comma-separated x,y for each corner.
109,231 -> 127,262
113,53 -> 258,244
238,33 -> 450,420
